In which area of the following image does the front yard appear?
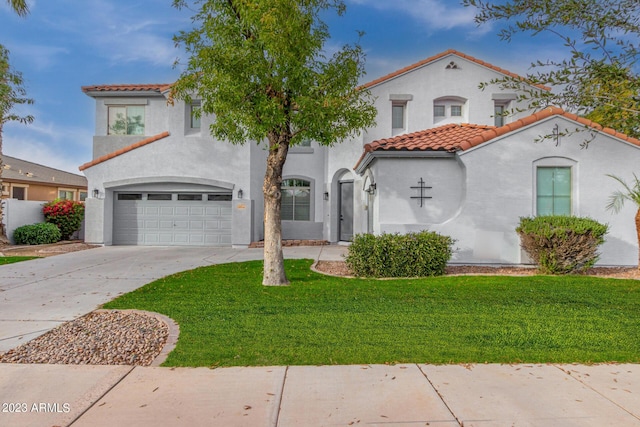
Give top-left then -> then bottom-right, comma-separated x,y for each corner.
102,259 -> 640,367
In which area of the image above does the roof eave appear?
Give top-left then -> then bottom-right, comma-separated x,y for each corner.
355,150 -> 456,174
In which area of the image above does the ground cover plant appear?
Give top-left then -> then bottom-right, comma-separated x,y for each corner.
0,256 -> 38,265
103,259 -> 640,367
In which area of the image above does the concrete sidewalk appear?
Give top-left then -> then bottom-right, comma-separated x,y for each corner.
1,363 -> 639,426
1,245 -> 639,426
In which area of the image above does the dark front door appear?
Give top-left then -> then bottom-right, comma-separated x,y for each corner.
339,181 -> 353,241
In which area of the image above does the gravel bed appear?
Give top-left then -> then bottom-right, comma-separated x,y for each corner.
0,310 -> 168,366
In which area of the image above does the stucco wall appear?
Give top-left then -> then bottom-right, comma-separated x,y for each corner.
368,116 -> 639,266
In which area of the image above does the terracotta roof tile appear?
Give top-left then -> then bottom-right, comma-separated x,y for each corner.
355,107 -> 640,171
81,83 -> 172,93
79,131 -> 170,171
362,49 -> 550,91
364,123 -> 496,154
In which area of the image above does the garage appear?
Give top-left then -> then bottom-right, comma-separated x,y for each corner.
113,192 -> 232,246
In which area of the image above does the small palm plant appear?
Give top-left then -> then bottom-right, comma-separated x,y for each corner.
606,174 -> 640,269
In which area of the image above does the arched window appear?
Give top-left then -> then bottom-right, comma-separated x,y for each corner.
282,179 -> 311,221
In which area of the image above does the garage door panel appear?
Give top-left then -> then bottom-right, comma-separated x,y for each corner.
114,193 -> 232,246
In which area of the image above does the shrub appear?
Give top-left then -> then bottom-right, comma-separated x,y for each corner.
517,216 -> 608,274
345,231 -> 454,278
13,223 -> 62,245
43,199 -> 85,240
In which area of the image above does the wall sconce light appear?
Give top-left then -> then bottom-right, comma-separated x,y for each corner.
93,188 -> 99,198
366,183 -> 377,195
238,188 -> 243,199
323,191 -> 329,201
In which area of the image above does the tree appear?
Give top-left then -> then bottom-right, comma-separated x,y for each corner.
4,0 -> 29,16
0,45 -> 34,244
606,174 -> 640,269
463,0 -> 640,138
170,0 -> 376,285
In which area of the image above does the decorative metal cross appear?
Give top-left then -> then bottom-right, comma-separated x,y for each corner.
410,178 -> 432,207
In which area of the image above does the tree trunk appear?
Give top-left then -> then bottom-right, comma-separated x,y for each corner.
262,132 -> 290,286
636,208 -> 640,270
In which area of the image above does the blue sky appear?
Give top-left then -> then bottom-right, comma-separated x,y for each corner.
1,0 -> 567,174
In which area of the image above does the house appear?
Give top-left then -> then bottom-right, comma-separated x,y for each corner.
2,155 -> 88,202
79,49 -> 640,266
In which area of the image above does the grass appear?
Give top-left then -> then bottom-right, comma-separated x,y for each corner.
102,259 -> 640,367
0,256 -> 39,265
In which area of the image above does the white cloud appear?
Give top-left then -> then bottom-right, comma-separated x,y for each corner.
3,120 -> 93,174
349,0 -> 482,32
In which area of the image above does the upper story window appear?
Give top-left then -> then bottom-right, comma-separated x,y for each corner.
108,106 -> 145,135
494,104 -> 505,127
392,103 -> 406,131
189,102 -> 201,129
537,167 -> 572,216
282,178 -> 311,221
433,96 -> 467,123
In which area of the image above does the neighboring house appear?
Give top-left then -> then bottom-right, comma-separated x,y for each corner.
79,49 -> 640,266
1,155 -> 88,202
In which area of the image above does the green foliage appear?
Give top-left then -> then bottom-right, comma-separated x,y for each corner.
345,231 -> 454,277
463,0 -> 640,139
170,0 -> 377,148
103,259 -> 640,367
13,223 -> 61,245
606,173 -> 640,213
0,45 -> 34,127
43,199 -> 85,240
0,256 -> 39,265
517,216 -> 608,274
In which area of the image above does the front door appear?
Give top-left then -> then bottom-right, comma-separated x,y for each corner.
339,181 -> 354,241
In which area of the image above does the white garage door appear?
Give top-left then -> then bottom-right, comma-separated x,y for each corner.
113,192 -> 232,246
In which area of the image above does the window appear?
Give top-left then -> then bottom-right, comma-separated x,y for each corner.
392,103 -> 405,130
177,194 -> 203,201
451,105 -> 462,116
12,186 -> 26,200
148,193 -> 172,201
282,179 -> 310,221
299,138 -> 312,147
208,194 -> 232,201
537,167 -> 571,216
189,102 -> 201,129
79,191 -> 88,202
494,104 -> 505,127
108,106 -> 145,135
433,105 -> 445,117
117,193 -> 142,200
58,190 -> 75,200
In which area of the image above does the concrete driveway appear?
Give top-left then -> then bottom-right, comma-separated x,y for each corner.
0,245 -> 344,352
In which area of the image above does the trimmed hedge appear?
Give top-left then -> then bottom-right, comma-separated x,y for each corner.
345,231 -> 454,278
13,223 -> 62,245
517,216 -> 608,274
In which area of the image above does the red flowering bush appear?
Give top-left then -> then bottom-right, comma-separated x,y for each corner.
43,199 -> 85,241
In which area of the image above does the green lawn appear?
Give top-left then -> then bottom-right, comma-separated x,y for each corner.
103,259 -> 640,367
0,256 -> 39,265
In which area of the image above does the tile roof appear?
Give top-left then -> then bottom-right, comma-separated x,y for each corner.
79,131 -> 171,171
2,155 -> 87,187
365,123 -> 496,153
362,49 -> 550,91
355,107 -> 640,171
81,83 -> 172,94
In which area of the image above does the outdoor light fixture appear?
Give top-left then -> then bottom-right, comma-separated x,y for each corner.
323,191 -> 329,200
238,188 -> 243,199
93,188 -> 99,198
366,183 -> 376,195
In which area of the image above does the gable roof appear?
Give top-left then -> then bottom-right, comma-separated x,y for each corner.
81,83 -> 172,95
2,155 -> 87,187
355,107 -> 640,172
79,131 -> 171,171
362,49 -> 550,91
